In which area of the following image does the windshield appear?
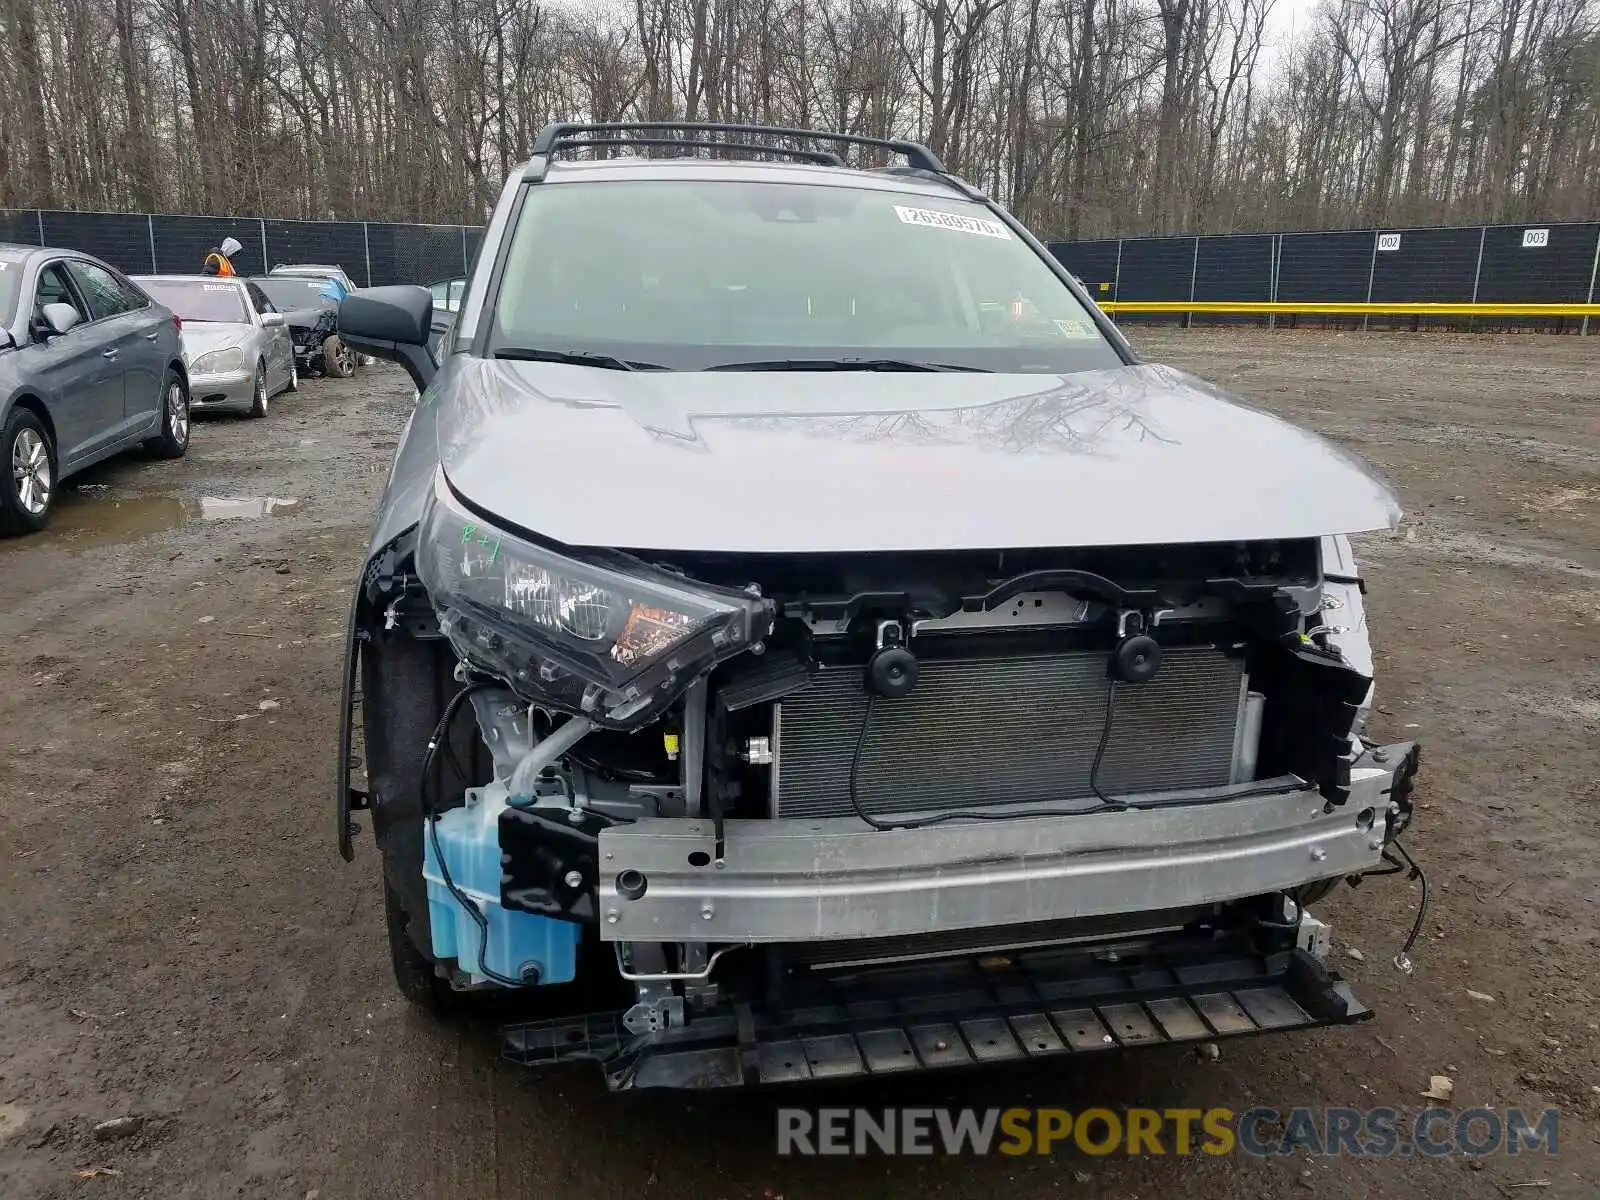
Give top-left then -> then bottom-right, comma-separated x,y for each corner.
253,278 -> 331,310
138,279 -> 248,323
274,267 -> 340,283
490,179 -> 1119,373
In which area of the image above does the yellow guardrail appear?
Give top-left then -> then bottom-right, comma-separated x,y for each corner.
1096,300 -> 1600,317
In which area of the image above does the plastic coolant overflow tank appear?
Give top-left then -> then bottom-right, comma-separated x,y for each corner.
421,788 -> 579,986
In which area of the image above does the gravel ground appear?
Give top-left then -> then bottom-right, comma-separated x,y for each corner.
0,329 -> 1596,1198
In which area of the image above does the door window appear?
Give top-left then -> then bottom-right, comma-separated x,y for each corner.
113,272 -> 151,311
33,264 -> 83,327
246,283 -> 277,315
65,261 -> 135,322
430,280 -> 465,313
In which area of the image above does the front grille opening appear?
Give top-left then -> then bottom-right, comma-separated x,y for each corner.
772,647 -> 1246,820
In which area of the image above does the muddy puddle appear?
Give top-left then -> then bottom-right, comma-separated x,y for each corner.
1,489 -> 303,554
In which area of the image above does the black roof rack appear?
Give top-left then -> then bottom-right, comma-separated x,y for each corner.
529,121 -> 947,174
549,136 -> 845,168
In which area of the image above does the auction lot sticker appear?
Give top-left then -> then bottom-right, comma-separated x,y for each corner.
894,206 -> 1011,239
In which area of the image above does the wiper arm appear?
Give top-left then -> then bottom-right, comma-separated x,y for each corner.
495,347 -> 666,371
707,357 -> 988,373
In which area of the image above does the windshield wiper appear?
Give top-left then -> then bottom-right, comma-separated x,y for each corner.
495,347 -> 666,371
707,357 -> 988,373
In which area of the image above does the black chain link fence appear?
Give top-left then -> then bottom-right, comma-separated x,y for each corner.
0,208 -> 478,287
1049,220 -> 1600,331
4,207 -> 1595,330
0,210 -> 39,245
262,219 -> 368,284
365,223 -> 472,290
40,212 -> 156,275
149,214 -> 275,279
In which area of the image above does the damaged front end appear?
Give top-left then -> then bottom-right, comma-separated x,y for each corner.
337,471 -> 1421,1090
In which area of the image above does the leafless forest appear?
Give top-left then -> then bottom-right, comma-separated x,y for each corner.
0,0 -> 1595,237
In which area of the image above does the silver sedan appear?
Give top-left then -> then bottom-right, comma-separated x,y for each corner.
131,275 -> 298,417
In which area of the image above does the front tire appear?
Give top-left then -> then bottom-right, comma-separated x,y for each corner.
323,334 -> 356,378
384,879 -> 458,1014
143,371 -> 190,458
249,363 -> 269,418
2,409 -> 57,534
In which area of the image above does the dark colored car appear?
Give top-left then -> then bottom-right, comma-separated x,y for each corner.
0,243 -> 189,533
248,276 -> 357,378
334,123 -> 1422,1091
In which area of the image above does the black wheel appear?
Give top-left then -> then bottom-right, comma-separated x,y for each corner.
2,408 -> 57,535
248,362 -> 269,418
143,370 -> 191,458
1296,878 -> 1341,906
323,334 -> 356,378
384,878 -> 459,1014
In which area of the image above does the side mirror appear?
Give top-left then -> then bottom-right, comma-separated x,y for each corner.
39,302 -> 82,339
338,286 -> 436,391
261,311 -> 285,328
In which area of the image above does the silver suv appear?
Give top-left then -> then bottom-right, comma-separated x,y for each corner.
334,122 -> 1423,1091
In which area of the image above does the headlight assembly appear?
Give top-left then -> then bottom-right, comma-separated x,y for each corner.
417,475 -> 775,727
191,346 -> 246,374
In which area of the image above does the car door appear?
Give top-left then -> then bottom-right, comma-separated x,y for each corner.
63,259 -> 155,445
108,269 -> 173,431
245,282 -> 293,390
22,261 -> 126,468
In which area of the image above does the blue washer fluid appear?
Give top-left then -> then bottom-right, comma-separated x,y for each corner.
421,789 -> 579,986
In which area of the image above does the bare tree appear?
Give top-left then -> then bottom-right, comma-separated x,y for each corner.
0,0 -> 1594,233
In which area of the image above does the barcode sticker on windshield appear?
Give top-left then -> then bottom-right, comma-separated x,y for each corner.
203,283 -> 232,291
894,206 -> 1011,240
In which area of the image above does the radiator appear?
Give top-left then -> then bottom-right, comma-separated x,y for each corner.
772,647 -> 1247,820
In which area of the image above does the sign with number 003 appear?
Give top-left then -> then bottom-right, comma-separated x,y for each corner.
1522,228 -> 1549,248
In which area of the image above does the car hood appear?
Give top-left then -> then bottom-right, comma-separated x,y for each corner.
281,306 -> 332,329
180,323 -> 252,360
433,359 -> 1402,553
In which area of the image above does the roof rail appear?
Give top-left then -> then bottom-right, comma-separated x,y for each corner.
868,163 -> 988,201
529,121 -> 947,174
549,135 -> 845,168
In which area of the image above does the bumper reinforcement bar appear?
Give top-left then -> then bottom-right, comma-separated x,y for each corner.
595,748 -> 1416,944
503,943 -> 1369,1090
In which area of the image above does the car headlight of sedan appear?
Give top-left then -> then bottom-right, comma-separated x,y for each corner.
417,475 -> 775,728
191,346 -> 246,374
